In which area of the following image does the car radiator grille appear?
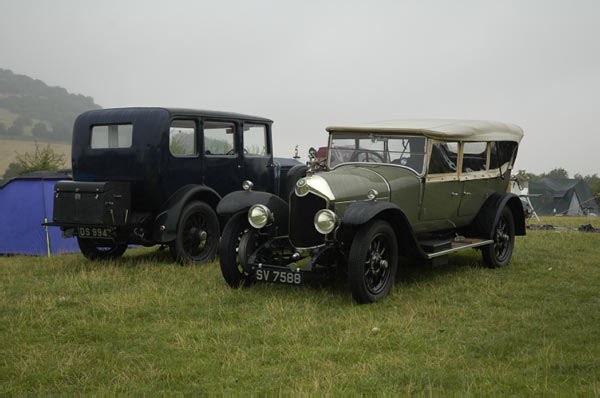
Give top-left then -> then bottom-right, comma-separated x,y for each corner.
289,193 -> 327,248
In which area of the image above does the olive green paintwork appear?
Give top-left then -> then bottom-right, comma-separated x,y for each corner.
305,162 -> 513,237
308,164 -> 423,228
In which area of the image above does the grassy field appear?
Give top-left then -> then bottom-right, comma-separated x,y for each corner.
0,139 -> 71,176
1,217 -> 599,394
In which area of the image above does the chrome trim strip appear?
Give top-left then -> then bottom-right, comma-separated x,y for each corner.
425,239 -> 493,259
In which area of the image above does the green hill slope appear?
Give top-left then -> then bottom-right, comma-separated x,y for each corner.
0,68 -> 101,142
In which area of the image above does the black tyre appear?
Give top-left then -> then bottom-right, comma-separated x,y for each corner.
219,212 -> 254,288
348,220 -> 398,304
170,201 -> 219,265
77,237 -> 127,261
481,206 -> 515,268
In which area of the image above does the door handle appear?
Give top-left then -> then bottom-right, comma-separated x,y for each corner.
450,192 -> 459,197
463,191 -> 472,196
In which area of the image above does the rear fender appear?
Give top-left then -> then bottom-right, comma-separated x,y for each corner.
341,201 -> 426,258
217,190 -> 289,232
472,192 -> 526,239
152,184 -> 221,243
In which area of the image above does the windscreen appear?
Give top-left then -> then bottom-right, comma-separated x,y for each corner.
329,133 -> 426,173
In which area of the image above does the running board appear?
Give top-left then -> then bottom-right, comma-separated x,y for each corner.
423,238 -> 493,259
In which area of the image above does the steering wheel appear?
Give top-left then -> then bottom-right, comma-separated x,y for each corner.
350,150 -> 385,163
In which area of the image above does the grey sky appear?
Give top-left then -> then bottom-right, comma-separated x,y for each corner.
1,0 -> 599,175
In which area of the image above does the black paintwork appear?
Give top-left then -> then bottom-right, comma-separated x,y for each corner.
56,107 -> 299,246
72,107 -> 275,210
217,190 -> 289,232
471,192 -> 526,239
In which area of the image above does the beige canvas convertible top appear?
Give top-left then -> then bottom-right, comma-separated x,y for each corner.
326,119 -> 523,143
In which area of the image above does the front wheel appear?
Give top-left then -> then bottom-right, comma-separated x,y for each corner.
481,206 -> 515,268
219,213 -> 254,288
170,201 -> 220,265
348,220 -> 398,304
77,237 -> 127,261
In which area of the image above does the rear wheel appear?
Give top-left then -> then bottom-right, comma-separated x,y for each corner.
77,237 -> 127,260
348,220 -> 398,303
170,201 -> 219,265
482,206 -> 515,268
219,213 -> 254,288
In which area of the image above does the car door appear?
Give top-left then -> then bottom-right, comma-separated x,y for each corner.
420,141 -> 462,221
202,119 -> 243,197
458,142 -> 492,217
241,122 -> 275,194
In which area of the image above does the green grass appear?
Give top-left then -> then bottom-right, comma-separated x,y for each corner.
1,221 -> 599,394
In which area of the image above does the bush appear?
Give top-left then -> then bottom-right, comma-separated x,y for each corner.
10,142 -> 66,176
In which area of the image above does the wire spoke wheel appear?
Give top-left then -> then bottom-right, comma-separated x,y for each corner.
77,237 -> 127,260
170,201 -> 219,265
220,212 -> 255,288
482,206 -> 515,268
362,235 -> 392,295
348,220 -> 398,303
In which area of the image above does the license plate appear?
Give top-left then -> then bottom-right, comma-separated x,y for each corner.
255,268 -> 302,285
77,226 -> 115,239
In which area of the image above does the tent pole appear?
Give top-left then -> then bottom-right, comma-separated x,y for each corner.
45,217 -> 51,257
41,179 -> 51,257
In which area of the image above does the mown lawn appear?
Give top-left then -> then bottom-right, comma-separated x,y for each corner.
1,217 -> 599,394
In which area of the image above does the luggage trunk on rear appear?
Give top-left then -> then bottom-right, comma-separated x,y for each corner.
53,181 -> 131,226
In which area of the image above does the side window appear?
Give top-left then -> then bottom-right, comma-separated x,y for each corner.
489,141 -> 518,170
91,124 -> 133,149
462,142 -> 487,173
243,124 -> 269,156
388,137 -> 426,173
169,120 -> 197,157
204,121 -> 235,155
428,142 -> 458,174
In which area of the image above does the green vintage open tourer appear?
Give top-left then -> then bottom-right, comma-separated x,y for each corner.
216,119 -> 525,303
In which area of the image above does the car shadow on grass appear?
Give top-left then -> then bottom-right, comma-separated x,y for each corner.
395,250 -> 485,286
69,246 -> 177,270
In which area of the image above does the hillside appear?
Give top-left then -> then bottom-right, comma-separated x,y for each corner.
0,68 -> 101,143
0,140 -> 71,179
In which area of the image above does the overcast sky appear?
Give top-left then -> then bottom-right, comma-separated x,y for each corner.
1,0 -> 599,175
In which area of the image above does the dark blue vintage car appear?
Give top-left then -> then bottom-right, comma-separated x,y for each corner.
48,107 -> 303,264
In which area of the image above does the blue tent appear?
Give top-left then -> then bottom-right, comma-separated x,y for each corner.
0,171 -> 79,256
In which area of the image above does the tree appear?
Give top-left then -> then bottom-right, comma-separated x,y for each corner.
7,116 -> 31,136
12,142 -> 67,175
32,122 -> 50,139
0,162 -> 24,184
51,120 -> 71,141
544,167 -> 569,179
0,121 -> 7,136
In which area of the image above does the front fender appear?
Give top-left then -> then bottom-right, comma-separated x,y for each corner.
342,201 -> 426,258
217,191 -> 289,231
153,184 -> 221,243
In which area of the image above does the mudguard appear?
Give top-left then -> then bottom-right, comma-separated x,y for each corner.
217,190 -> 289,231
471,192 -> 526,239
342,200 -> 426,258
152,184 -> 221,243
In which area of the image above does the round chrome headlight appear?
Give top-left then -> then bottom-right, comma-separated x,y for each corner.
248,204 -> 272,229
242,180 -> 254,191
314,209 -> 338,235
295,178 -> 309,197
